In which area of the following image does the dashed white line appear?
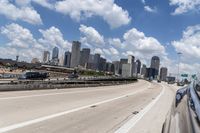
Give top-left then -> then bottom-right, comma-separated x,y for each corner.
115,84 -> 165,133
0,83 -> 151,133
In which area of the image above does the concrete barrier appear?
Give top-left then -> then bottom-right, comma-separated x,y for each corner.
0,78 -> 137,91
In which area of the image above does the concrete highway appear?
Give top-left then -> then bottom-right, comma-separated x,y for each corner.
0,80 -> 179,133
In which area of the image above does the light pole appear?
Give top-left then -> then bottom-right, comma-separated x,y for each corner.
177,52 -> 182,82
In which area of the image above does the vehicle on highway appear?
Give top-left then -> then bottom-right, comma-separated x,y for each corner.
162,75 -> 200,133
19,71 -> 49,80
157,79 -> 161,83
166,76 -> 176,84
177,80 -> 185,86
68,73 -> 79,79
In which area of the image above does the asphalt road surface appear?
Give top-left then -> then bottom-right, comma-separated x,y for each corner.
0,80 -> 180,133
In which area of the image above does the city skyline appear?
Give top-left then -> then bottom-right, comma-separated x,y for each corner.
0,0 -> 200,74
39,41 -> 166,79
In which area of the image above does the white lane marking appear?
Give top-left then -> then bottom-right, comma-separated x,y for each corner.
115,84 -> 165,133
0,83 -> 145,100
175,113 -> 180,133
0,83 -> 151,133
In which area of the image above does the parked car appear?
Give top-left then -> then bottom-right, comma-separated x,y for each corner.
162,76 -> 200,133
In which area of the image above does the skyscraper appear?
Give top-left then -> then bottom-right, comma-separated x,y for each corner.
136,59 -> 141,74
128,55 -> 135,76
87,54 -> 96,70
150,56 -> 160,76
79,48 -> 90,68
122,64 -> 132,77
63,51 -> 71,68
112,61 -> 120,75
52,47 -> 59,60
119,58 -> 128,74
106,62 -> 115,73
141,64 -> 147,76
51,47 -> 59,66
94,53 -> 100,70
99,57 -> 106,71
70,41 -> 81,68
128,55 -> 135,64
43,51 -> 50,63
160,67 -> 168,81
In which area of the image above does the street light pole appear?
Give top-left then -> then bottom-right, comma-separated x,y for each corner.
177,52 -> 182,82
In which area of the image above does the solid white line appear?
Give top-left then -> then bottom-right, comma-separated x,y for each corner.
115,84 -> 165,133
0,83 -> 142,100
0,83 -> 151,133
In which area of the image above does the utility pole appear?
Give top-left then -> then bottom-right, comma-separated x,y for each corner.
177,52 -> 182,82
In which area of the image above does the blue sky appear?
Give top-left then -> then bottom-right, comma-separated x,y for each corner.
1,0 -> 200,74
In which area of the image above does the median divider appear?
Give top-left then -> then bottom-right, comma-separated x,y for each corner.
0,78 -> 137,91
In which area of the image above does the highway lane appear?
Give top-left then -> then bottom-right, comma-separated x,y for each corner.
0,80 -> 177,133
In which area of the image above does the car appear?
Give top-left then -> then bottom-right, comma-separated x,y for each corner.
177,81 -> 185,86
167,80 -> 175,84
18,72 -> 49,80
157,79 -> 161,83
162,75 -> 200,133
68,73 -> 79,79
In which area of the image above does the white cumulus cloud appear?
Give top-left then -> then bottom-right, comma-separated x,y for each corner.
1,23 -> 39,49
38,26 -> 71,51
55,0 -> 131,28
172,24 -> 200,74
79,24 -> 105,48
0,23 -> 72,62
0,0 -> 42,25
144,6 -> 157,13
170,0 -> 200,15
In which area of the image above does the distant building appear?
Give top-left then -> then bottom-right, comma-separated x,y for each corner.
31,58 -> 40,64
59,55 -> 64,66
150,56 -> 160,77
120,58 -> 128,64
52,47 -> 59,60
51,47 -> 59,66
99,57 -> 106,71
160,67 -> 168,81
122,64 -> 132,77
128,55 -> 135,76
112,61 -> 120,75
141,64 -> 147,76
128,55 -> 135,64
87,54 -> 96,70
94,53 -> 100,70
133,62 -> 137,76
145,68 -> 158,80
43,51 -> 50,63
63,51 -> 71,68
136,59 -> 141,74
70,41 -> 81,68
106,62 -> 114,73
79,48 -> 90,68
16,55 -> 19,62
119,58 -> 128,74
